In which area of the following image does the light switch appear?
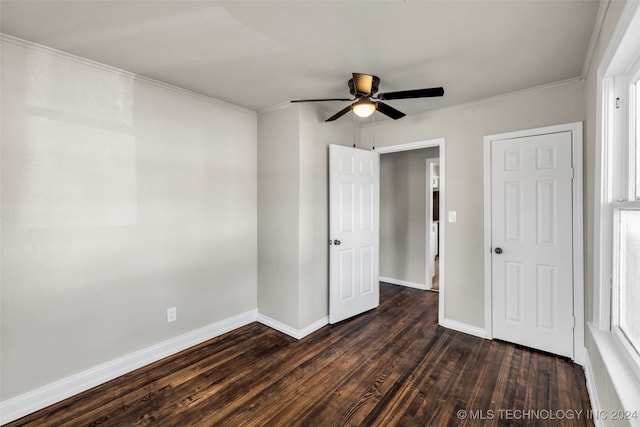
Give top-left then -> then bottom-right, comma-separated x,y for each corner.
448,211 -> 457,223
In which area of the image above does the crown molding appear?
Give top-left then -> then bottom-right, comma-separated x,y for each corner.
360,77 -> 583,128
582,0 -> 611,79
0,33 -> 256,116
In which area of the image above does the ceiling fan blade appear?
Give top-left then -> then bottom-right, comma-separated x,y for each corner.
376,102 -> 406,120
377,87 -> 444,101
325,104 -> 354,122
291,98 -> 353,103
353,73 -> 375,95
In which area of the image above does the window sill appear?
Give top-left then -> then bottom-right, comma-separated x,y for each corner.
588,323 -> 640,425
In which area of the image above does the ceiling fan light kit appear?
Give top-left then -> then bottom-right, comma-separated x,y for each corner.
291,73 -> 444,122
352,99 -> 376,118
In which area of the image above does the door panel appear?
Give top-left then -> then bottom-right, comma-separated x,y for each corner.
338,183 -> 354,233
504,261 -> 523,323
330,144 -> 380,324
491,131 -> 574,358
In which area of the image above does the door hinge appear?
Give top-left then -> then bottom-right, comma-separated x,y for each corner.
570,316 -> 575,328
571,168 -> 574,179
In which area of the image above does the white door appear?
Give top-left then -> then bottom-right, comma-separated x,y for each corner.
329,144 -> 380,324
491,131 -> 574,357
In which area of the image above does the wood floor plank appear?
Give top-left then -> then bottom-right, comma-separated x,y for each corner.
7,284 -> 593,427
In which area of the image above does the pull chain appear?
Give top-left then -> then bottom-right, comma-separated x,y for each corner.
353,111 -> 357,148
372,110 -> 375,151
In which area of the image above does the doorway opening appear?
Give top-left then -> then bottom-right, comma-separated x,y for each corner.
377,138 -> 445,323
427,159 -> 440,292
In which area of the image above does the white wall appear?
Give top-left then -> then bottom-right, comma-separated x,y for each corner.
0,39 -> 257,399
257,103 -> 352,330
362,79 -> 585,328
380,147 -> 439,285
257,106 -> 301,327
298,104 -> 352,327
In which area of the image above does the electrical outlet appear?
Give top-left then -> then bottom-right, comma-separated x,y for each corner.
167,307 -> 177,323
448,211 -> 457,223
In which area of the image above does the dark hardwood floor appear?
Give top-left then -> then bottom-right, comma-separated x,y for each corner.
8,284 -> 593,426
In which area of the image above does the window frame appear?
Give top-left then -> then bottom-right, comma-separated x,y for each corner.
611,202 -> 640,382
594,0 -> 640,385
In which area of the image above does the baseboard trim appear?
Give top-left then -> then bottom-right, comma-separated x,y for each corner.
440,318 -> 489,339
574,345 -> 588,367
582,352 -> 605,427
379,276 -> 428,291
257,313 -> 329,340
0,309 -> 258,425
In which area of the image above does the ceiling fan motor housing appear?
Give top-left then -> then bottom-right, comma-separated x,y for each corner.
349,75 -> 380,96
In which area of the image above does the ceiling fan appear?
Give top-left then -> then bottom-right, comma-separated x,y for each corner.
291,73 -> 444,122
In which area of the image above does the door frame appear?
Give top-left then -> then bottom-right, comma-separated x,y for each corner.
376,137 -> 445,325
483,122 -> 585,364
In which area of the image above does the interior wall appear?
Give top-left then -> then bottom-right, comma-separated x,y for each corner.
0,40 -> 258,399
257,103 -> 352,329
257,106 -> 301,327
361,78 -> 585,328
298,104 -> 353,328
380,147 -> 439,285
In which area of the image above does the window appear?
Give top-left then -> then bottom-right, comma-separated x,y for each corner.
597,1 -> 640,382
613,207 -> 640,376
607,21 -> 640,384
612,75 -> 640,375
618,210 -> 640,347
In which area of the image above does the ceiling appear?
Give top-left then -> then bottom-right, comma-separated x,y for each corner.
0,0 -> 601,119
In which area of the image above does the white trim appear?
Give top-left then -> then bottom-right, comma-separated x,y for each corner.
0,34 -> 256,116
572,123 -> 587,366
483,122 -> 585,363
259,101 -> 299,115
439,318 -> 488,339
593,74 -> 615,331
438,140 -> 446,325
257,313 -> 328,340
588,324 -> 640,426
375,138 -> 443,154
600,1 -> 640,77
361,78 -> 583,128
380,276 -> 428,291
483,139 -> 494,340
0,309 -> 258,425
582,0 -> 611,80
582,352 -> 605,427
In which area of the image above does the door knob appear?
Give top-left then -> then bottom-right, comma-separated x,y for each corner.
334,239 -> 341,245
494,247 -> 503,254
